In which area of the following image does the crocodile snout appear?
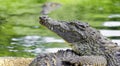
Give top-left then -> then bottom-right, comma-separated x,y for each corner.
39,15 -> 48,25
39,15 -> 48,20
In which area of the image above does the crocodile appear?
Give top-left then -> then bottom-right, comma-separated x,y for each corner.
38,16 -> 120,66
30,2 -> 120,66
29,49 -> 107,66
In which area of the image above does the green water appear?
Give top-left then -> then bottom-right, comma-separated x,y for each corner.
0,0 -> 120,57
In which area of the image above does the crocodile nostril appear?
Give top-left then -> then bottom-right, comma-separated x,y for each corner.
39,16 -> 44,20
39,15 -> 48,20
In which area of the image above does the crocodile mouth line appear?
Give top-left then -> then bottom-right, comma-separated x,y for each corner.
39,16 -> 62,31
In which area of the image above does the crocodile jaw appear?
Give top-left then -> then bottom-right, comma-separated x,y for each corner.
39,16 -> 89,43
40,15 -> 61,28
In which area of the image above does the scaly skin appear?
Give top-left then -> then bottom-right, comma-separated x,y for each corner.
39,16 -> 120,66
29,50 -> 107,66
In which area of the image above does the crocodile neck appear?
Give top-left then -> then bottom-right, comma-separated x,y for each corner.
71,41 -> 105,56
70,39 -> 120,66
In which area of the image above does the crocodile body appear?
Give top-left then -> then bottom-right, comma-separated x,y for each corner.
39,16 -> 120,66
29,50 -> 107,66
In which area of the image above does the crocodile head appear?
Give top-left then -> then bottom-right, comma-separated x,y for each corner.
39,16 -> 98,43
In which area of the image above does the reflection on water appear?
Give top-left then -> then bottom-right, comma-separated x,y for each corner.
10,36 -> 67,55
108,14 -> 120,18
11,36 -> 65,47
103,21 -> 120,27
100,30 -> 120,37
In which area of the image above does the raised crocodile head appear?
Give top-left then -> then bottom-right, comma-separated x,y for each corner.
39,16 -> 119,55
40,16 -> 100,43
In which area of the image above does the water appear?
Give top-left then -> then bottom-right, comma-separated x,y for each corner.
108,14 -> 120,18
100,30 -> 120,37
102,14 -> 120,46
101,14 -> 120,46
10,36 -> 68,55
11,36 -> 65,47
103,21 -> 120,27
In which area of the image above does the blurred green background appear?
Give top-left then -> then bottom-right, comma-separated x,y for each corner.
0,0 -> 120,57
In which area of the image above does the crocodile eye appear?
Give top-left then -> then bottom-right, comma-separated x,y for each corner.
79,25 -> 85,28
75,24 -> 86,31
